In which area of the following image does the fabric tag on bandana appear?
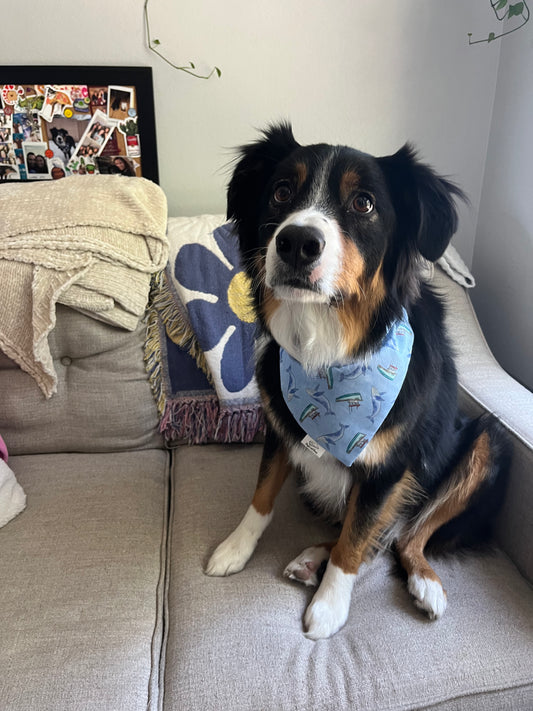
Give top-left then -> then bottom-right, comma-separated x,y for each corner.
300,434 -> 326,458
280,309 -> 414,466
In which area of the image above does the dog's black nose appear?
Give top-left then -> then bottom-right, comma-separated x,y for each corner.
275,225 -> 325,269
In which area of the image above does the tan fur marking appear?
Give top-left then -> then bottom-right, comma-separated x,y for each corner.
339,170 -> 361,203
295,161 -> 308,189
335,262 -> 386,354
411,431 -> 492,544
397,431 -> 493,583
330,484 -> 360,573
261,287 -> 281,329
398,544 -> 443,585
252,447 -> 291,516
336,300 -> 368,356
334,239 -> 365,295
331,471 -> 420,574
358,424 -> 404,468
455,431 -> 492,505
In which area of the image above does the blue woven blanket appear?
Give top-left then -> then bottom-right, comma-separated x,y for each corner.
144,216 -> 265,444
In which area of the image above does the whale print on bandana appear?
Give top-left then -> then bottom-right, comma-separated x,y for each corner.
280,310 -> 414,466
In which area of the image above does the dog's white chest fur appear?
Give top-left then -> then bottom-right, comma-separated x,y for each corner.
269,301 -> 346,372
288,443 -> 352,522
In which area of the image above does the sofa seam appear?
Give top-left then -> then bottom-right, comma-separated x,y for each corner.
156,447 -> 175,711
146,448 -> 173,711
405,678 -> 533,711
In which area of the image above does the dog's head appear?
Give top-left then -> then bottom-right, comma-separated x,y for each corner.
51,127 -> 68,147
228,123 -> 465,361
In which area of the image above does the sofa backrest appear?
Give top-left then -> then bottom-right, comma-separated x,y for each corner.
0,305 -> 163,455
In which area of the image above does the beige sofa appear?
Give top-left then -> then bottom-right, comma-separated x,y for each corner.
0,204 -> 532,710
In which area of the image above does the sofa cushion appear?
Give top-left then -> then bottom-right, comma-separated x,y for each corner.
0,305 -> 163,455
164,444 -> 533,711
0,449 -> 170,711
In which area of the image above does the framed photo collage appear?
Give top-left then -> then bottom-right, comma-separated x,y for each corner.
0,66 -> 158,184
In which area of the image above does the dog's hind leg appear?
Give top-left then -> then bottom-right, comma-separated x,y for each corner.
396,538 -> 448,620
397,426 -> 499,619
284,542 -> 335,587
205,428 -> 290,577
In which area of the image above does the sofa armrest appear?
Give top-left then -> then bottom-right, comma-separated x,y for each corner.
433,268 -> 533,583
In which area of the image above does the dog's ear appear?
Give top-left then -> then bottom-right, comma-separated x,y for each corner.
227,122 -> 300,228
378,144 -> 467,262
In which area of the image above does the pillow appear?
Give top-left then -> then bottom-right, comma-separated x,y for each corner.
0,435 -> 8,462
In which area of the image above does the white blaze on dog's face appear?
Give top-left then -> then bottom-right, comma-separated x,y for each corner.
264,207 -> 343,303
263,205 -> 348,370
264,153 -> 345,304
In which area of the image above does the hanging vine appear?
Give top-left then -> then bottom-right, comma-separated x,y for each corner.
468,0 -> 530,44
144,0 -> 221,79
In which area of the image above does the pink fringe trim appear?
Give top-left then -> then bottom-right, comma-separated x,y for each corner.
215,405 -> 266,444
160,397 -> 265,445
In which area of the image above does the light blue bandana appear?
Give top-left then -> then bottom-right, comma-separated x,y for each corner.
280,310 -> 414,466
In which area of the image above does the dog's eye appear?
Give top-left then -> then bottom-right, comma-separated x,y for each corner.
352,193 -> 374,214
273,182 -> 293,204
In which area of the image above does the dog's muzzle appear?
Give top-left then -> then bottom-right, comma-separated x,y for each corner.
275,224 -> 325,271
265,209 -> 342,301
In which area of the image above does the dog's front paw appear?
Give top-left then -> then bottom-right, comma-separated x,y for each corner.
408,574 -> 447,620
205,505 -> 273,577
303,562 -> 355,640
304,596 -> 350,640
205,531 -> 256,577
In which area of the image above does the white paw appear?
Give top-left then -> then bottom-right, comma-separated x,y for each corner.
205,532 -> 255,576
408,574 -> 447,620
284,545 -> 330,587
303,562 -> 355,640
304,597 -> 350,640
205,506 -> 272,577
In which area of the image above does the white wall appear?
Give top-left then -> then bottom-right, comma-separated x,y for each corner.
471,22 -> 533,390
2,0 -> 500,266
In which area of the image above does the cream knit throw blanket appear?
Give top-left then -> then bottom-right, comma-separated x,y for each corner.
0,176 -> 168,398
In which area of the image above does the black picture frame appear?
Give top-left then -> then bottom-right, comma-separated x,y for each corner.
0,66 -> 158,184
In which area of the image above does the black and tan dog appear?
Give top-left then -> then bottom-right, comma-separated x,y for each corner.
206,123 -> 509,639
